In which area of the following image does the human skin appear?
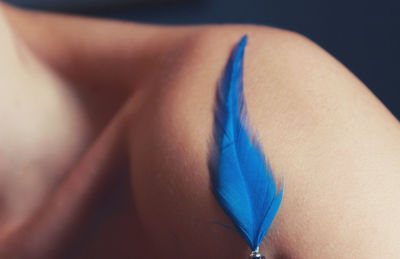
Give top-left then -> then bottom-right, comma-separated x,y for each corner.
0,2 -> 399,258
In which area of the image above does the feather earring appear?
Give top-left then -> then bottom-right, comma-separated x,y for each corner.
209,35 -> 283,259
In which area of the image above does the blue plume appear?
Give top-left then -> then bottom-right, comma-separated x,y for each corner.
209,35 -> 283,251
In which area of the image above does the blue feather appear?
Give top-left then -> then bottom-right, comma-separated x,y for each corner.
209,35 -> 283,252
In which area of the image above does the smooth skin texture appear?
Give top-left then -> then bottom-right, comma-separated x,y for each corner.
0,2 -> 399,258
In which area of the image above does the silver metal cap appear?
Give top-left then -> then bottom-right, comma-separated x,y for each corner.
249,250 -> 265,259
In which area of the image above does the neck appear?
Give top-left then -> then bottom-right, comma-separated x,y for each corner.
0,3 -> 194,130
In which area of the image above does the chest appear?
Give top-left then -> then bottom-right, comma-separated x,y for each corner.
0,63 -> 91,227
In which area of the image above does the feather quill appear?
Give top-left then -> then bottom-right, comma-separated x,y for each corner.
209,35 -> 283,254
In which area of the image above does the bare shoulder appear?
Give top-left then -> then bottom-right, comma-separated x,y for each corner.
128,24 -> 400,258
1,4 -> 399,256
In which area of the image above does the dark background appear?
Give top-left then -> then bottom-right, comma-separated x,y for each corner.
5,0 -> 400,119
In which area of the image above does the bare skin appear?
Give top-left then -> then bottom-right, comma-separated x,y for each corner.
0,2 -> 399,258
